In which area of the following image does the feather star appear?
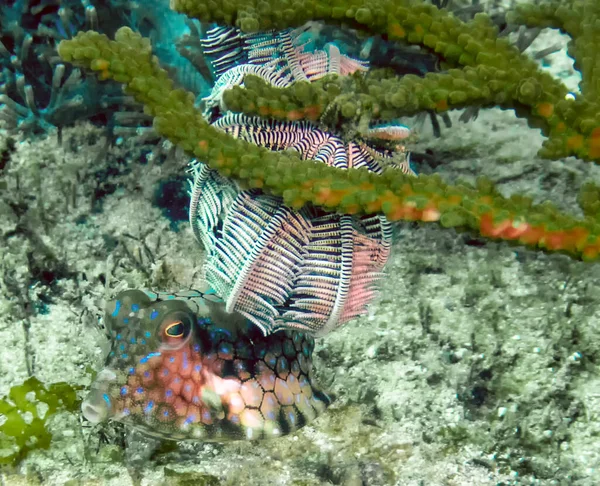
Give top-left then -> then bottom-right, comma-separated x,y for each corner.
190,25 -> 416,336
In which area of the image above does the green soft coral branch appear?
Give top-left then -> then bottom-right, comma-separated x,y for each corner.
224,67 -> 600,162
223,66 -> 566,140
175,0 -> 600,161
225,68 -> 600,162
508,0 -> 600,98
57,28 -> 600,261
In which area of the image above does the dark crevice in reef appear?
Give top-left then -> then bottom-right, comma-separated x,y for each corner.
153,175 -> 191,230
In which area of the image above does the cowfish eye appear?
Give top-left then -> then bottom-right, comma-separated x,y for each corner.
159,310 -> 193,349
165,320 -> 185,338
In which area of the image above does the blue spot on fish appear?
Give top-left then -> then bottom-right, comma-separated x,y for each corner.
136,387 -> 144,394
131,304 -> 139,312
120,387 -> 128,396
166,389 -> 173,398
123,318 -> 129,324
111,300 -> 121,317
211,328 -> 232,339
150,310 -> 159,320
145,331 -> 151,338
102,394 -> 111,406
145,401 -> 154,413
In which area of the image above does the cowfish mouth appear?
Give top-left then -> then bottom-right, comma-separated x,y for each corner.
83,289 -> 331,441
81,368 -> 118,424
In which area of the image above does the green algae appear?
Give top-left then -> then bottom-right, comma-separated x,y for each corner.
164,467 -> 221,486
0,377 -> 82,466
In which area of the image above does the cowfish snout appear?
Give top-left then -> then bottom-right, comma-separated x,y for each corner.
84,289 -> 332,441
83,289 -> 174,425
81,369 -> 117,424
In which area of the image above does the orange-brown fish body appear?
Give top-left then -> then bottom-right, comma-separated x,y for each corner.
83,289 -> 331,441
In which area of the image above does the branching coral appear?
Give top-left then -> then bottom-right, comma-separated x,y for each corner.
171,0 -> 600,162
58,16 -> 600,261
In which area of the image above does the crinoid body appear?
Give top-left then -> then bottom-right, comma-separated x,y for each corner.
190,25 -> 415,336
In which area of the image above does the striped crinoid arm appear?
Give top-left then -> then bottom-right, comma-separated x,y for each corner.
295,43 -> 368,80
205,190 -> 312,334
200,26 -> 246,77
188,161 -> 304,332
339,219 -> 391,324
288,214 -> 354,334
188,161 -> 237,247
201,64 -> 291,116
199,187 -> 395,335
192,158 -> 395,336
280,211 -> 392,335
212,113 -> 312,150
200,24 -> 366,90
213,113 -> 414,175
194,108 -> 402,335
